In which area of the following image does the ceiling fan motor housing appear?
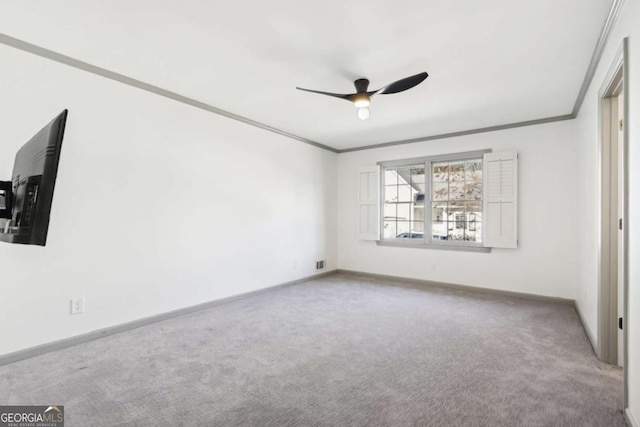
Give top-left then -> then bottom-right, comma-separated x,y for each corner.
354,78 -> 370,93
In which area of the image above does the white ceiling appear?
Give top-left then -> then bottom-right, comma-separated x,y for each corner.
0,0 -> 612,150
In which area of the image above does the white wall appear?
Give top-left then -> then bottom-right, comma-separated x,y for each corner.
0,44 -> 338,356
575,0 -> 640,420
337,120 -> 578,299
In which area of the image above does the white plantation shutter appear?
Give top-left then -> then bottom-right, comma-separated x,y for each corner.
483,151 -> 518,248
358,165 -> 380,240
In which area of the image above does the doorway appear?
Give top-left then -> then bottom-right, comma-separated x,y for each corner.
598,38 -> 629,400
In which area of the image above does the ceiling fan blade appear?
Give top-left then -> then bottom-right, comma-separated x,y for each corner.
296,87 -> 354,101
374,72 -> 429,95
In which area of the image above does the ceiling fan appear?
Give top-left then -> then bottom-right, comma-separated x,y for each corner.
296,72 -> 428,120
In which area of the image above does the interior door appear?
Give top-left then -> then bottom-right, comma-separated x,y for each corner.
617,91 -> 624,368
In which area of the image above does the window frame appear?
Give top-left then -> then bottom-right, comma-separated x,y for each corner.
376,149 -> 492,253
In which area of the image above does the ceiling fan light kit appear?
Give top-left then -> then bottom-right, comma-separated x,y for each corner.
296,72 -> 428,121
352,92 -> 371,108
357,107 -> 370,120
352,85 -> 372,121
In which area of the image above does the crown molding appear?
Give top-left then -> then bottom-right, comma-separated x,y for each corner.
336,114 -> 574,153
0,32 -> 339,154
339,0 -> 624,153
0,0 -> 625,154
571,0 -> 625,116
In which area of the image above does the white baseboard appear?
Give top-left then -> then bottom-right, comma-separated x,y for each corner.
0,270 -> 337,366
574,301 -> 598,357
336,269 -> 575,305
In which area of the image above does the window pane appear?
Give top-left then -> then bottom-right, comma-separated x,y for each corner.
396,167 -> 412,185
465,160 -> 482,182
384,185 -> 398,203
446,218 -> 454,231
464,201 -> 482,217
395,221 -> 411,238
449,228 -> 466,240
433,219 -> 483,242
383,221 -> 397,239
433,163 -> 448,182
412,190 -> 425,206
464,181 -> 483,200
412,202 -> 425,223
449,161 -> 465,181
411,167 -> 425,184
447,202 -> 465,216
395,224 -> 424,239
398,184 -> 412,202
431,222 -> 448,240
432,182 -> 448,201
383,203 -> 396,219
384,168 -> 397,185
432,202 -> 446,223
397,203 -> 411,221
466,222 -> 482,242
449,182 -> 465,200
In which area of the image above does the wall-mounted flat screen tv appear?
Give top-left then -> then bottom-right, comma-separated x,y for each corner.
0,110 -> 68,246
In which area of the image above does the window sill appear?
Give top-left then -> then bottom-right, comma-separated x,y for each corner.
376,240 -> 492,253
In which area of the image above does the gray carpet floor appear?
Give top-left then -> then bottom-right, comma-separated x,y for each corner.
0,273 -> 624,426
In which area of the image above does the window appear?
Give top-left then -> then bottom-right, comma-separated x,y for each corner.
379,150 -> 488,249
357,150 -> 517,250
383,165 -> 425,240
431,158 -> 483,243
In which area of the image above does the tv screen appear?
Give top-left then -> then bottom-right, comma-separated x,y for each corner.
0,110 -> 68,246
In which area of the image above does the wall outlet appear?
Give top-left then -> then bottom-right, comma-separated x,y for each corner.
70,297 -> 85,314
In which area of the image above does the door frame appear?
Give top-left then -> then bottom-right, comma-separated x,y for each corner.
597,37 -> 629,405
